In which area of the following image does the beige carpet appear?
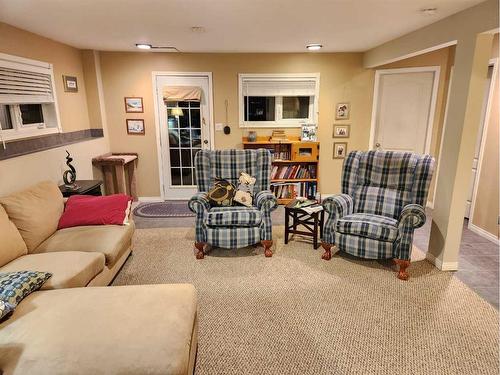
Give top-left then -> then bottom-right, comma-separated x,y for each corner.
113,227 -> 499,375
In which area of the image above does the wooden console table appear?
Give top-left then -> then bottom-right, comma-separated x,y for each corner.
92,153 -> 138,200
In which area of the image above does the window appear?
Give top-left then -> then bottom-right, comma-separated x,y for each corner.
0,53 -> 61,141
239,73 -> 319,127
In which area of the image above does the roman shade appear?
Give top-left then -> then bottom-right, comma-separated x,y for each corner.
163,86 -> 202,102
0,57 -> 55,104
241,78 -> 316,96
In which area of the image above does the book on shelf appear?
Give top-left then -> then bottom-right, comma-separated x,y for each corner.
270,130 -> 287,142
270,164 -> 317,180
271,181 -> 318,199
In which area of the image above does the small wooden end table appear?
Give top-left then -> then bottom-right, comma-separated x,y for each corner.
284,199 -> 325,249
59,180 -> 103,198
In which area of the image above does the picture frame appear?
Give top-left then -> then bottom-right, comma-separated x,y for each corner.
126,119 -> 145,135
335,102 -> 350,120
333,142 -> 348,159
63,75 -> 78,93
333,124 -> 350,138
301,124 -> 317,141
124,97 -> 144,113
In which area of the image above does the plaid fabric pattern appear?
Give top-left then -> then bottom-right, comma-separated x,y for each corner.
205,206 -> 262,227
322,194 -> 353,244
324,150 -> 434,260
191,149 -> 274,247
336,213 -> 398,242
206,226 -> 260,249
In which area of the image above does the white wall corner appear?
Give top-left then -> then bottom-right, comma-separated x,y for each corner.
467,223 -> 500,245
425,252 -> 459,271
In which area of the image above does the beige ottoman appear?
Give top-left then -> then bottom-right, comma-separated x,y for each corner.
0,284 -> 198,375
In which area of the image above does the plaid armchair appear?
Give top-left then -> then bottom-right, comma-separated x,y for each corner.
188,149 -> 277,258
321,150 -> 434,280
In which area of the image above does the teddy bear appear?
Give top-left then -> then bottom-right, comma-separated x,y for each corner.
233,172 -> 256,207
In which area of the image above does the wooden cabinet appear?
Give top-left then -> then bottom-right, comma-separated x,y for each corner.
291,142 -> 319,162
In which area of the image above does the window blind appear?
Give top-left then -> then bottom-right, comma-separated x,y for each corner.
242,79 -> 316,97
0,66 -> 54,104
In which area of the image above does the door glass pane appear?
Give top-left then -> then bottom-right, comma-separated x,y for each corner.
181,149 -> 192,167
244,96 -> 275,121
282,96 -> 310,119
166,97 -> 203,187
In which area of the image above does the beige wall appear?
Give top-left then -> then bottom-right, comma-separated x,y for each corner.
0,22 -> 109,195
99,52 -> 374,197
470,34 -> 499,238
378,47 -> 454,205
0,22 -> 91,133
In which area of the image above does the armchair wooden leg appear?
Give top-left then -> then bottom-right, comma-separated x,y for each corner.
261,240 -> 273,257
394,259 -> 410,280
321,242 -> 333,260
195,242 -> 205,259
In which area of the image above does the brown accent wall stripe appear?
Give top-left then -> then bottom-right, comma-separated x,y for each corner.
0,129 -> 104,160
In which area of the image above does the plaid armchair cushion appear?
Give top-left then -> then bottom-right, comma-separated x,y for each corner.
336,213 -> 398,242
205,207 -> 262,227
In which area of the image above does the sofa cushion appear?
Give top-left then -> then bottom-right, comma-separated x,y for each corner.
0,270 -> 51,307
205,206 -> 262,227
0,181 -> 64,252
0,299 -> 14,320
336,213 -> 398,242
0,252 -> 105,290
0,284 -> 198,375
34,222 -> 135,267
0,205 -> 27,267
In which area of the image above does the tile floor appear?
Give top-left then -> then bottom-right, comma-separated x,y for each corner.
133,203 -> 499,308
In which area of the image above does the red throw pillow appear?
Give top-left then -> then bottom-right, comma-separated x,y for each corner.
58,194 -> 132,229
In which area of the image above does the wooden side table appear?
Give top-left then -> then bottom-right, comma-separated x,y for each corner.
284,199 -> 324,249
92,153 -> 138,200
59,180 -> 103,198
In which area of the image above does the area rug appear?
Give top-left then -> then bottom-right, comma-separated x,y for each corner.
113,227 -> 499,375
133,201 -> 194,218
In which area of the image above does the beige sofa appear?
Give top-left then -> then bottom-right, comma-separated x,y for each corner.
0,181 -> 198,374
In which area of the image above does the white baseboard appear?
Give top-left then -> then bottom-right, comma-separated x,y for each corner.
138,196 -> 163,202
467,223 -> 500,245
425,252 -> 459,271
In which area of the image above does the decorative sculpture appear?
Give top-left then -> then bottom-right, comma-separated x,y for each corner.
63,150 -> 77,188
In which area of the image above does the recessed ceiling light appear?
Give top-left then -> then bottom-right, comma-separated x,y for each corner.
136,43 -> 152,50
306,44 -> 322,51
421,7 -> 437,16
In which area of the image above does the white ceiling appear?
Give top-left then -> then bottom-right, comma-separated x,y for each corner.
0,0 -> 486,52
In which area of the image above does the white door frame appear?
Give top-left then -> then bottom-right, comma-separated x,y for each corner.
152,71 -> 215,200
468,58 -> 499,243
369,66 -> 441,154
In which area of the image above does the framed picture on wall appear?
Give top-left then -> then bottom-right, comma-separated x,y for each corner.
335,102 -> 350,120
333,124 -> 350,138
126,119 -> 145,135
63,75 -> 78,92
333,142 -> 347,159
124,97 -> 144,113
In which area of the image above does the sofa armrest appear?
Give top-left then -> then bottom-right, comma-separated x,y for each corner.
255,190 -> 278,212
322,194 -> 353,218
188,192 -> 210,214
399,204 -> 426,229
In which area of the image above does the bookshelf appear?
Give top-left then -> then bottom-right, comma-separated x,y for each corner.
242,135 -> 319,205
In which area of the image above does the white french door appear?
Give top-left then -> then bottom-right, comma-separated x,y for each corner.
155,73 -> 213,199
370,67 -> 440,153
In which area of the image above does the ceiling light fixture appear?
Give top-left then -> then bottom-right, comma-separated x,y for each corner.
421,7 -> 437,16
135,43 -> 152,50
306,44 -> 322,51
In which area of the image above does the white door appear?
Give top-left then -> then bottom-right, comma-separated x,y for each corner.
371,67 -> 439,153
466,65 -> 494,218
155,74 -> 213,199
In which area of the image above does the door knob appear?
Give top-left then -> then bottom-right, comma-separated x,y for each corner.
203,140 -> 208,144
375,143 -> 381,150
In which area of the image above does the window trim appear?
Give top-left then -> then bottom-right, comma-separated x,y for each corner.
238,73 -> 320,128
0,52 -> 62,141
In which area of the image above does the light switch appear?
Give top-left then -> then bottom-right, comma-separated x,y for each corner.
215,123 -> 224,131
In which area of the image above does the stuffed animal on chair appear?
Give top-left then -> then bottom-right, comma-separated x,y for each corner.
233,172 -> 256,207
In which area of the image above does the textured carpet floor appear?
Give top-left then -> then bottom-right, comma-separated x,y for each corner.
113,227 -> 499,375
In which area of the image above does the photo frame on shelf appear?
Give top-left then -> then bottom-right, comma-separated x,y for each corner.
333,142 -> 347,159
126,119 -> 145,135
301,124 -> 317,141
124,97 -> 144,113
63,75 -> 78,92
333,124 -> 350,138
335,102 -> 350,120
